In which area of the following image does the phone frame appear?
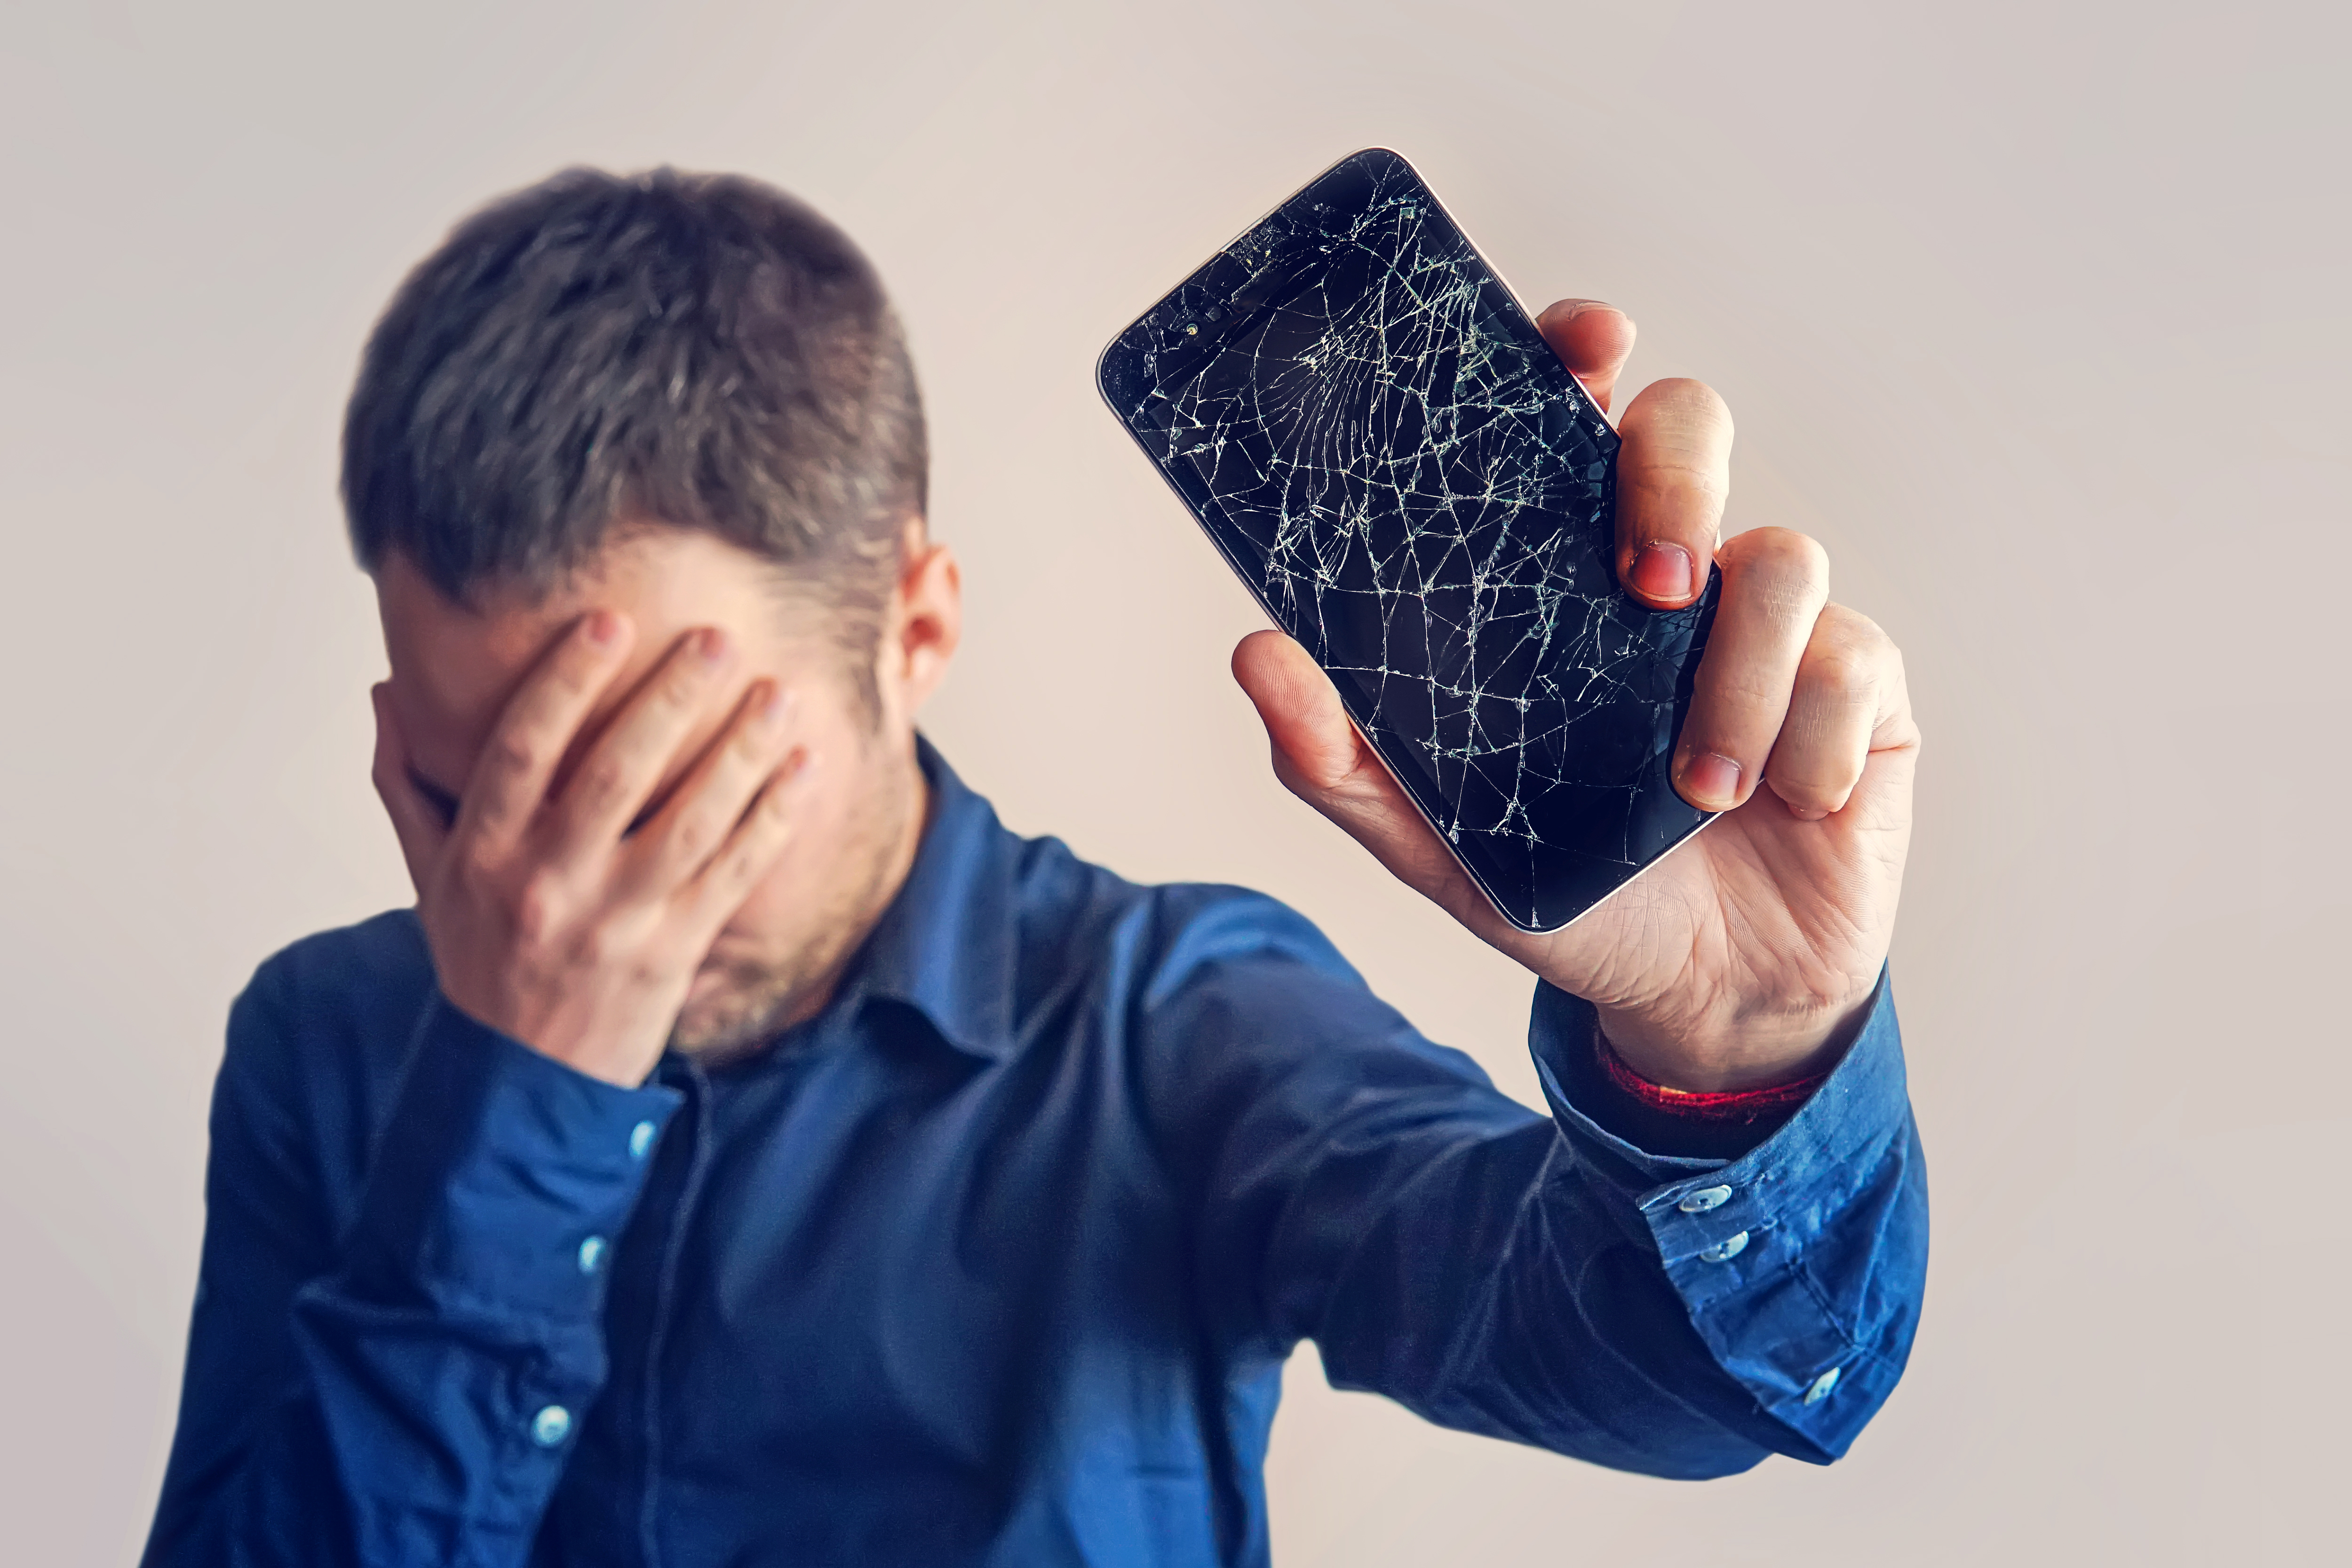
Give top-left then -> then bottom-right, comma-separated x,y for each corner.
1093,147 -> 1717,935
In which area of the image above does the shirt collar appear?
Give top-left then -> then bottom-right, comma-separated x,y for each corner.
840,735 -> 1019,1061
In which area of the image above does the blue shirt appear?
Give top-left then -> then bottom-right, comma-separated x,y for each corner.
143,742 -> 1927,1567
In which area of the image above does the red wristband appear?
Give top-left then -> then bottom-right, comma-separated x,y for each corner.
1593,1024 -> 1828,1121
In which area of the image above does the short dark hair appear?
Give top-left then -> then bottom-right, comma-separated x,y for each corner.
342,166 -> 925,646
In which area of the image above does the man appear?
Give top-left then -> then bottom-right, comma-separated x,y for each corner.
143,167 -> 1925,1567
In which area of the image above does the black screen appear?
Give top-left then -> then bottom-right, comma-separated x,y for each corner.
1097,149 -> 1716,932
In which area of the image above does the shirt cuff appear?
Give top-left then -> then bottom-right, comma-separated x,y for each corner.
1530,967 -> 1917,1457
343,993 -> 683,1320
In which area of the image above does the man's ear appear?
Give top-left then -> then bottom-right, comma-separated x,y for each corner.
882,518 -> 961,717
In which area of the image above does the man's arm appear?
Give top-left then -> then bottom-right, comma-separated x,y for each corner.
148,614 -> 811,1564
1208,293 -> 1926,1467
1144,903 -> 1923,1475
142,962 -> 678,1567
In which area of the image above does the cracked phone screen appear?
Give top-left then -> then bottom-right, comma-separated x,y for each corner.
1098,149 -> 1717,932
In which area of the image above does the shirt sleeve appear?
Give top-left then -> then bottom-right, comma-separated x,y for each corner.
1144,900 -> 1927,1480
140,964 -> 681,1568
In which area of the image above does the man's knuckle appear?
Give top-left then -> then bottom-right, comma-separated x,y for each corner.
575,755 -> 630,807
1743,526 -> 1825,576
1727,535 -> 1829,618
1805,652 -> 1875,708
1816,601 -> 1885,651
517,864 -> 573,930
1772,776 -> 1838,810
668,812 -> 714,866
1706,665 -> 1782,712
488,729 -> 543,779
456,834 -> 505,883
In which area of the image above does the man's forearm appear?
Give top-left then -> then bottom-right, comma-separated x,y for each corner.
1155,932 -> 1927,1478
144,985 -> 677,1567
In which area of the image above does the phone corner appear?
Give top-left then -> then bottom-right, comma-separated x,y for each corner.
1090,332 -> 1136,424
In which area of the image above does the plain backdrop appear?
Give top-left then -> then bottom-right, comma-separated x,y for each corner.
3,2 -> 2344,1564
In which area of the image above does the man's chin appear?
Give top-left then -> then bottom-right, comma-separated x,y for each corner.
669,967 -> 797,1059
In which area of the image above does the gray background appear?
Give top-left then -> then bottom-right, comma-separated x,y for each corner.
3,2 -> 2343,1563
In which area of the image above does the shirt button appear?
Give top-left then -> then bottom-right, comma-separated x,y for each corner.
1804,1367 -> 1842,1405
1678,1185 -> 1733,1214
628,1120 -> 658,1161
577,1235 -> 607,1276
531,1404 -> 573,1448
1698,1230 -> 1750,1263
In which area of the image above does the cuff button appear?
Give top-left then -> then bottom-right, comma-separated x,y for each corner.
1698,1230 -> 1750,1263
1804,1367 -> 1842,1405
1678,1185 -> 1733,1214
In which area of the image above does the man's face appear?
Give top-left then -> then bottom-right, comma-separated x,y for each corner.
376,524 -> 954,1056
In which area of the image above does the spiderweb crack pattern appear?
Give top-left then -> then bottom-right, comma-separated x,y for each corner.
1107,152 -> 1712,929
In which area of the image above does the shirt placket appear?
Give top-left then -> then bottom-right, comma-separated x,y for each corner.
634,1055 -> 715,1568
571,1053 -> 711,1568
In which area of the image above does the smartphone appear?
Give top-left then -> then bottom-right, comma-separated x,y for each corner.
1097,147 -> 1719,934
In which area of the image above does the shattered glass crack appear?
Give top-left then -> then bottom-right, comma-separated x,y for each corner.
1102,150 -> 1715,931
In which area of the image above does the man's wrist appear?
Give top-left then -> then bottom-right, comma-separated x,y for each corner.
429,956 -> 673,1090
344,994 -> 682,1314
1589,992 -> 1873,1094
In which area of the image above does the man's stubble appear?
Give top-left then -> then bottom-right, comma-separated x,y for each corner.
665,728 -> 923,1063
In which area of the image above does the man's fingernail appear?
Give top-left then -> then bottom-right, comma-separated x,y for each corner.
1567,302 -> 1634,335
698,628 -> 728,664
1681,752 -> 1741,808
760,684 -> 792,726
586,610 -> 620,645
1630,543 -> 1694,602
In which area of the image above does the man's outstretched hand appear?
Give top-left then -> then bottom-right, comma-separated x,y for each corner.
1232,300 -> 1919,1093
